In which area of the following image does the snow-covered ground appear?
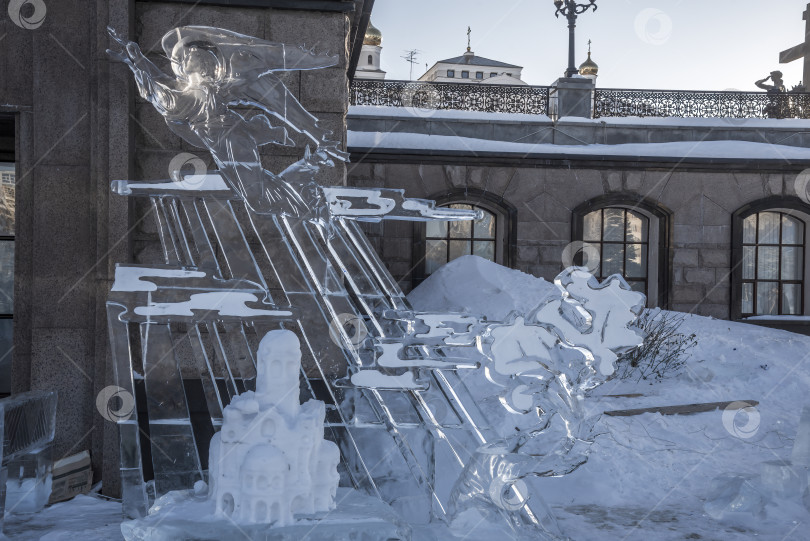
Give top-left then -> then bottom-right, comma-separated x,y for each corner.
410,256 -> 810,540
7,256 -> 810,540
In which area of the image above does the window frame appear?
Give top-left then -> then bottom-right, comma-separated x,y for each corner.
0,121 -> 14,397
475,71 -> 484,79
446,69 -> 455,78
572,194 -> 673,309
732,196 -> 810,320
413,188 -> 517,288
461,70 -> 469,79
424,204 -> 498,276
581,207 -> 651,295
490,72 -> 498,78
740,211 -> 805,317
367,54 -> 373,65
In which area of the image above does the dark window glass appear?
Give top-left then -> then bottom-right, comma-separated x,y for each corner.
367,54 -> 373,65
447,70 -> 455,78
741,211 -> 805,316
583,208 -> 650,295
490,72 -> 498,77
461,70 -> 469,78
475,71 -> 483,79
425,204 -> 496,276
0,162 -> 14,396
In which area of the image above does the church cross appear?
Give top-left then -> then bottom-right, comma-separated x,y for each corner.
780,2 -> 810,85
467,26 -> 471,52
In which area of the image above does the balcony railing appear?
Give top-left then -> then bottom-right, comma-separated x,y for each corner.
593,88 -> 810,120
350,79 -> 551,116
351,80 -> 810,121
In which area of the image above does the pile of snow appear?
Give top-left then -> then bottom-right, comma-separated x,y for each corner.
408,255 -> 558,320
408,257 -> 810,540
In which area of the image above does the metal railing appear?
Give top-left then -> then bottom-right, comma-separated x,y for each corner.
350,80 -> 810,120
593,88 -> 810,120
350,79 -> 551,116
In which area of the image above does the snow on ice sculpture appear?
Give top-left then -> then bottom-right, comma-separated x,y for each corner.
208,330 -> 339,526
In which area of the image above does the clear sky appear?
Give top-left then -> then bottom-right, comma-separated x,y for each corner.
370,0 -> 810,91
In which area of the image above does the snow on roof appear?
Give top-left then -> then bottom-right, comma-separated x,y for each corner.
348,130 -> 810,162
435,54 -> 521,69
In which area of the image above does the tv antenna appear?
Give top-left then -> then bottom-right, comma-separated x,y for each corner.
401,49 -> 421,80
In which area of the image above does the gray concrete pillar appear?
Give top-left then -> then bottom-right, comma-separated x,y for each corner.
549,77 -> 595,120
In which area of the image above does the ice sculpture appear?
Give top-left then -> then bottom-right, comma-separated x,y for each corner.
208,330 -> 339,525
0,391 -> 57,533
106,25 -> 646,540
706,404 -> 810,519
107,26 -> 347,216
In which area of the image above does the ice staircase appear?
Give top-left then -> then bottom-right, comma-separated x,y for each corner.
106,175 -> 551,531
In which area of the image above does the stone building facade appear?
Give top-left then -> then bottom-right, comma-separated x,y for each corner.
1,0 -> 371,497
348,112 -> 810,335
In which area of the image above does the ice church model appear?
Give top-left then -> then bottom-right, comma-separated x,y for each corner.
208,330 -> 340,525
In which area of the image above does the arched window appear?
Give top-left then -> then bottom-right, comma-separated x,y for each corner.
425,204 -> 496,275
367,54 -> 373,65
732,197 -> 810,320
582,207 -> 649,294
415,189 -> 516,286
573,195 -> 672,308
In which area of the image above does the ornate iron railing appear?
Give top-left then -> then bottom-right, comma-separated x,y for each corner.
593,88 -> 810,120
350,79 -> 551,116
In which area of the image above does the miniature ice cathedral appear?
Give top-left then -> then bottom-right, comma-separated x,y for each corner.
207,330 -> 340,526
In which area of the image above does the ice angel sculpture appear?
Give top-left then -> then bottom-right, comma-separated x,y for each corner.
107,26 -> 348,216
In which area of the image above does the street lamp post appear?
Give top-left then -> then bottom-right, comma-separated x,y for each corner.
554,0 -> 598,78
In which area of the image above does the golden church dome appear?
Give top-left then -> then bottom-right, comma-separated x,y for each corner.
579,51 -> 598,77
364,21 -> 382,47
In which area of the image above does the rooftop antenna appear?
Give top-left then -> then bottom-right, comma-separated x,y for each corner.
401,49 -> 421,80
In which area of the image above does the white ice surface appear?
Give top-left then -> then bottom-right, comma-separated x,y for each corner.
133,292 -> 292,318
111,267 -> 206,292
131,174 -> 230,191
3,494 -> 123,540
348,130 -> 810,160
